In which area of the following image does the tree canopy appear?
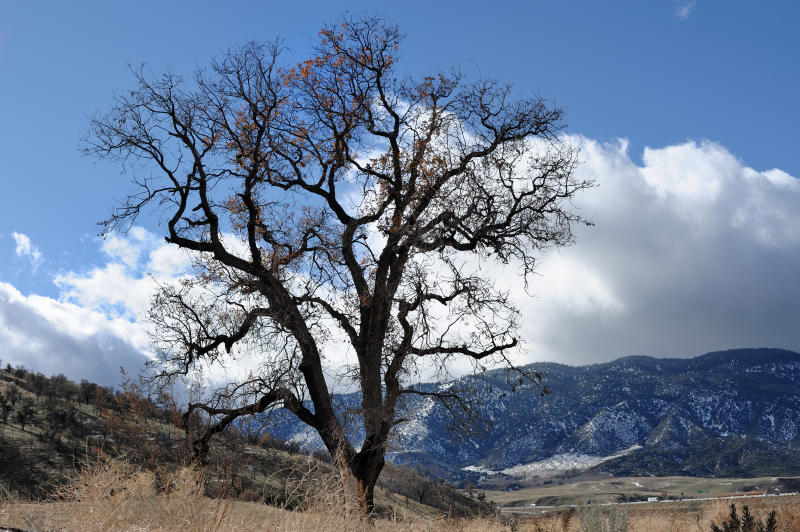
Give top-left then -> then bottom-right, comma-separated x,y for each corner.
86,15 -> 591,513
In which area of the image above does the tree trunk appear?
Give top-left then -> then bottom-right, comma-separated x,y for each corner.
338,452 -> 385,516
342,468 -> 371,515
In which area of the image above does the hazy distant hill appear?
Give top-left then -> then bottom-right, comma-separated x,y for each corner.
266,348 -> 800,479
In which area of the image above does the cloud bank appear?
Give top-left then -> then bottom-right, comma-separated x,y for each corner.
1,231 -> 190,386
0,282 -> 149,386
1,137 -> 798,386
515,137 -> 800,364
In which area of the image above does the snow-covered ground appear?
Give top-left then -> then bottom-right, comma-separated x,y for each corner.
463,444 -> 642,478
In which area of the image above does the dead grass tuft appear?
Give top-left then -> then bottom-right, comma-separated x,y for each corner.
0,452 -> 231,531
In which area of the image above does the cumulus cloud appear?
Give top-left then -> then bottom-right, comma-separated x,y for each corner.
55,230 -> 191,320
100,226 -> 150,269
11,231 -> 42,268
1,230 -> 190,386
517,137 -> 800,364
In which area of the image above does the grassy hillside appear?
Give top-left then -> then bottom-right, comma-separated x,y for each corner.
0,366 -> 490,519
1,367 -> 799,529
0,456 -> 501,531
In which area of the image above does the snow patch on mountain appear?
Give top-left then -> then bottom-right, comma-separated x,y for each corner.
288,425 -> 323,449
575,404 -> 651,453
463,445 -> 642,478
395,396 -> 436,441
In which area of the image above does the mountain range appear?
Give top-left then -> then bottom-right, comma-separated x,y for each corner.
265,348 -> 800,481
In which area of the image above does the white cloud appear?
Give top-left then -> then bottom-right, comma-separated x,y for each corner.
56,228 -> 191,320
147,244 -> 192,278
11,231 -> 42,267
534,253 -> 625,314
640,141 -> 729,203
517,136 -> 800,364
2,228 -> 191,386
101,233 -> 143,269
55,263 -> 154,319
676,0 -> 697,20
0,282 -> 149,386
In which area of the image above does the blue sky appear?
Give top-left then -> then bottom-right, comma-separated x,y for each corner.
1,1 -> 799,385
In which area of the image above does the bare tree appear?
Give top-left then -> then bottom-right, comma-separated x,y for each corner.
6,383 -> 19,408
15,397 -> 35,431
86,15 -> 591,514
0,392 -> 11,424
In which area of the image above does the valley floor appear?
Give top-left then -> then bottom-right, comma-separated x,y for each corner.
480,474 -> 799,507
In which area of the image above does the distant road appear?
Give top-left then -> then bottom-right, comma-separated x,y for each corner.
500,491 -> 800,515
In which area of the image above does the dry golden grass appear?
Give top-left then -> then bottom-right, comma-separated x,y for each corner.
1,454 -> 798,531
0,453 -> 506,531
0,499 -> 507,531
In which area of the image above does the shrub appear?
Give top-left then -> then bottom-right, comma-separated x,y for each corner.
710,503 -> 777,532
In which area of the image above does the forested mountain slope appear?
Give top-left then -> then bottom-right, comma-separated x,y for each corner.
268,348 -> 800,479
